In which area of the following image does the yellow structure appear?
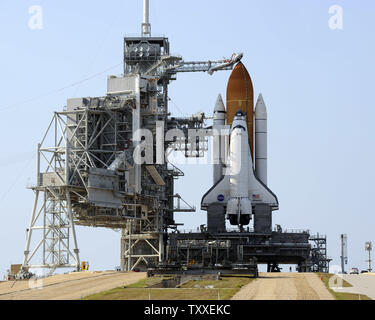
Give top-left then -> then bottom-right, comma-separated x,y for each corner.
81,261 -> 89,271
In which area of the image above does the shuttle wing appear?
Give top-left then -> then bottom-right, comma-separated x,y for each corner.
248,167 -> 279,209
201,174 -> 230,210
201,150 -> 279,210
247,146 -> 278,209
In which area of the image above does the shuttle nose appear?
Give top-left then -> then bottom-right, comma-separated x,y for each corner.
235,110 -> 244,117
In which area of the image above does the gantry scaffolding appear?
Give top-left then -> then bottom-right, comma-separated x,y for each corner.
22,89 -> 190,270
309,234 -> 331,273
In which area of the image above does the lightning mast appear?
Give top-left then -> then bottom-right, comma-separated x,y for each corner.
340,234 -> 348,274
142,0 -> 151,37
365,241 -> 372,272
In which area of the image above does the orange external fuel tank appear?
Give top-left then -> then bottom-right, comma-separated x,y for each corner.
226,62 -> 254,155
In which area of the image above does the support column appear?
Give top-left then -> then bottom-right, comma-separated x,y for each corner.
66,191 -> 80,271
127,220 -> 132,271
22,191 -> 40,268
132,75 -> 142,194
120,228 -> 126,271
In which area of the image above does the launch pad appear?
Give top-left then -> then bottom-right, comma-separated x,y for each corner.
19,0 -> 331,278
148,217 -> 330,276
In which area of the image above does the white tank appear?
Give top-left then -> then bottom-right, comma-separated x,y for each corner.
213,94 -> 226,184
255,94 -> 267,185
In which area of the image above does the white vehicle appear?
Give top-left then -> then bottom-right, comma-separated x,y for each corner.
349,267 -> 359,274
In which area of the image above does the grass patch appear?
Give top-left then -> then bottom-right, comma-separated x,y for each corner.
83,275 -> 254,300
126,278 -> 148,288
317,273 -> 352,288
332,291 -> 371,300
84,288 -> 238,300
317,273 -> 371,300
180,275 -> 254,289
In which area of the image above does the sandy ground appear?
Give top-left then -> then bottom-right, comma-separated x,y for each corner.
333,274 -> 375,299
0,271 -> 146,300
231,273 -> 334,300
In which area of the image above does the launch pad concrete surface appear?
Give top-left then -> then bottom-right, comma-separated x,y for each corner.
0,271 -> 146,300
332,274 -> 375,300
231,273 -> 334,300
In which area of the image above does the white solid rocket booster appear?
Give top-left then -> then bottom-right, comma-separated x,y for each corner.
255,94 -> 267,185
213,94 -> 226,184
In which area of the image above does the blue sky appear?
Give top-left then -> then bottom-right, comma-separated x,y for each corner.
0,0 -> 374,274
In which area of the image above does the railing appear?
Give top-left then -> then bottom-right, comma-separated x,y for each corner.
309,234 -> 327,240
278,229 -> 310,234
177,228 -> 310,234
177,229 -> 202,234
177,227 -> 253,234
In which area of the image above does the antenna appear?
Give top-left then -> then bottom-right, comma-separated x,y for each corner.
365,241 -> 372,272
340,234 -> 348,274
142,0 -> 151,37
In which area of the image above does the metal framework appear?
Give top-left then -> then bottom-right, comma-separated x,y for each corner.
309,234 -> 331,273
23,113 -> 82,270
22,93 -> 170,271
365,241 -> 372,272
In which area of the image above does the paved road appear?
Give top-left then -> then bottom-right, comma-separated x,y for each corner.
231,273 -> 334,300
333,274 -> 375,299
0,271 -> 146,300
